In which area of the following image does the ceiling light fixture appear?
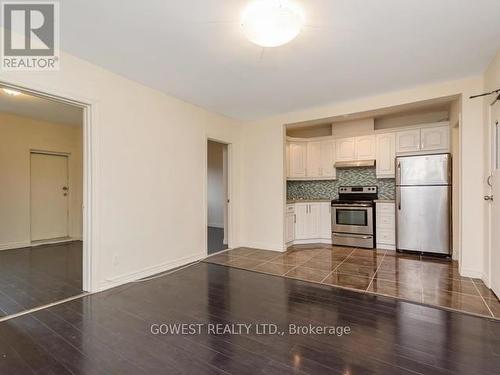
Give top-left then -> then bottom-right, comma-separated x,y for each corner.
241,0 -> 304,48
2,88 -> 22,96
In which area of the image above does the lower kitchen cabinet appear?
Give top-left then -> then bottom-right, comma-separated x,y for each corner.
376,202 -> 396,250
287,202 -> 332,245
285,205 -> 295,244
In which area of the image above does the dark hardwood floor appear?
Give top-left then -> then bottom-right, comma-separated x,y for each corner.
0,241 -> 83,317
1,262 -> 498,374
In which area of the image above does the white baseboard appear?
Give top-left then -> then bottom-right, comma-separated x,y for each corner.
377,243 -> 396,250
0,241 -> 31,251
0,237 -> 80,251
290,239 -> 332,246
98,251 -> 206,292
459,268 -> 484,279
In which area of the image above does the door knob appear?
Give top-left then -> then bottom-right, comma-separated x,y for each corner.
484,195 -> 494,201
62,186 -> 69,191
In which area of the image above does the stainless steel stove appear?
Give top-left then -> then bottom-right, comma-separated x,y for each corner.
331,186 -> 378,248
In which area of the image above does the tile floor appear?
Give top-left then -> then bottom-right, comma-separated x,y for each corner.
203,244 -> 500,319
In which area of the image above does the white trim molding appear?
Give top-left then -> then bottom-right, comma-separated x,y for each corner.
0,241 -> 31,251
99,252 -> 206,292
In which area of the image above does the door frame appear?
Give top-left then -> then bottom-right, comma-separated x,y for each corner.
29,150 -> 70,242
486,103 -> 500,289
204,136 -> 233,256
0,78 -> 98,293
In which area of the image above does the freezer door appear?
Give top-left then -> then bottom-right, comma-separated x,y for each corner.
419,186 -> 451,254
396,186 -> 451,254
396,154 -> 451,186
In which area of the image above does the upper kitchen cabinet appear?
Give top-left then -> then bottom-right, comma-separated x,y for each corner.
335,135 -> 375,161
396,124 -> 450,155
355,135 -> 376,160
376,133 -> 396,178
288,139 -> 336,179
396,129 -> 421,153
288,141 -> 307,178
306,141 -> 322,177
335,137 -> 356,161
420,126 -> 449,152
320,140 -> 336,179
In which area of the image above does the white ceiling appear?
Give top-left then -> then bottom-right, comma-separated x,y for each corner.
0,89 -> 82,126
60,0 -> 500,120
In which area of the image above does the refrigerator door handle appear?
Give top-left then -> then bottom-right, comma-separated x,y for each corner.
397,187 -> 401,210
396,160 -> 401,185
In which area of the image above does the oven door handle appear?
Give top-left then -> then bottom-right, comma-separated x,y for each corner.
333,233 -> 373,239
331,204 -> 372,208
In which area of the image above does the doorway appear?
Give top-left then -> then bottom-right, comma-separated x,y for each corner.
0,84 -> 87,318
488,102 -> 500,298
207,140 -> 229,254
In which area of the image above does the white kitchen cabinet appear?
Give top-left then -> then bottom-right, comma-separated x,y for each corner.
308,203 -> 322,239
376,202 -> 396,250
396,129 -> 421,154
396,125 -> 450,155
320,202 -> 332,239
288,142 -> 307,178
320,140 -> 336,179
294,203 -> 310,240
420,126 -> 449,152
288,202 -> 331,244
287,139 -> 336,179
376,133 -> 396,178
306,141 -> 322,177
336,136 -> 375,162
335,138 -> 356,161
285,205 -> 295,244
355,135 -> 376,160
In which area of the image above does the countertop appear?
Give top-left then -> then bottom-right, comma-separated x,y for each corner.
374,199 -> 395,203
286,199 -> 331,204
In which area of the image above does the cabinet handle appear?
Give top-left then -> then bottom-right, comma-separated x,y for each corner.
294,214 -> 296,223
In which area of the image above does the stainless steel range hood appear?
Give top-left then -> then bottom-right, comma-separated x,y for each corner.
335,160 -> 376,168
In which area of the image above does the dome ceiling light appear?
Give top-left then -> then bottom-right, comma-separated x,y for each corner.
241,0 -> 304,48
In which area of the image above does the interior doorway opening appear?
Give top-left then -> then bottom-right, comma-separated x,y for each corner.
207,140 -> 229,255
0,85 -> 86,317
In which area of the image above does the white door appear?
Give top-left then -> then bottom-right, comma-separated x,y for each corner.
376,133 -> 396,178
421,126 -> 450,152
294,204 -> 309,240
289,142 -> 307,178
306,141 -> 322,177
320,140 -> 336,178
396,129 -> 421,154
355,135 -> 376,160
30,153 -> 69,241
490,105 -> 500,297
336,137 -> 356,161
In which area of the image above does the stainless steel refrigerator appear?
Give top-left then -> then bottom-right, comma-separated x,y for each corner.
396,153 -> 452,255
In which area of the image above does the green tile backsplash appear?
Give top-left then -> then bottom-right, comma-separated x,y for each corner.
287,167 -> 395,200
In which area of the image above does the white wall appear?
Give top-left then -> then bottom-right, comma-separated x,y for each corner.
207,141 -> 224,228
240,76 -> 486,279
482,51 -> 500,285
0,112 -> 83,249
0,50 -> 242,291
